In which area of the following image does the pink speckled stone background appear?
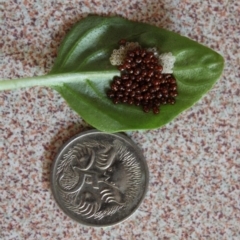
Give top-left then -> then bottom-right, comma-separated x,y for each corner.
0,0 -> 239,239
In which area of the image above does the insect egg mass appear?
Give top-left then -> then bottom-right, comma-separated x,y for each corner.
107,41 -> 178,114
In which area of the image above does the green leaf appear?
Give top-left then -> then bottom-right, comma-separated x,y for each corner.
0,15 -> 224,132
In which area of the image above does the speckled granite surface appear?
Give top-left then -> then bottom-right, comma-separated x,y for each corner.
0,0 -> 239,239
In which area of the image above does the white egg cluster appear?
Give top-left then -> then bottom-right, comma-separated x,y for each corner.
158,52 -> 175,74
109,42 -> 140,65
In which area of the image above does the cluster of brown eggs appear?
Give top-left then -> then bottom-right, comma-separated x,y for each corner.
107,42 -> 178,114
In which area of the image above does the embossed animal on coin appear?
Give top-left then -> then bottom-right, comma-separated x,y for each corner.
56,140 -> 126,218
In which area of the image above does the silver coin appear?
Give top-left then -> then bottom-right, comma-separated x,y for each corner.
51,130 -> 149,227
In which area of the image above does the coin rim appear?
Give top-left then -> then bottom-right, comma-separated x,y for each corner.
50,130 -> 149,227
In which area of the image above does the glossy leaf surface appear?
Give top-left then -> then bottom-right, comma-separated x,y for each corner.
49,16 -> 224,132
